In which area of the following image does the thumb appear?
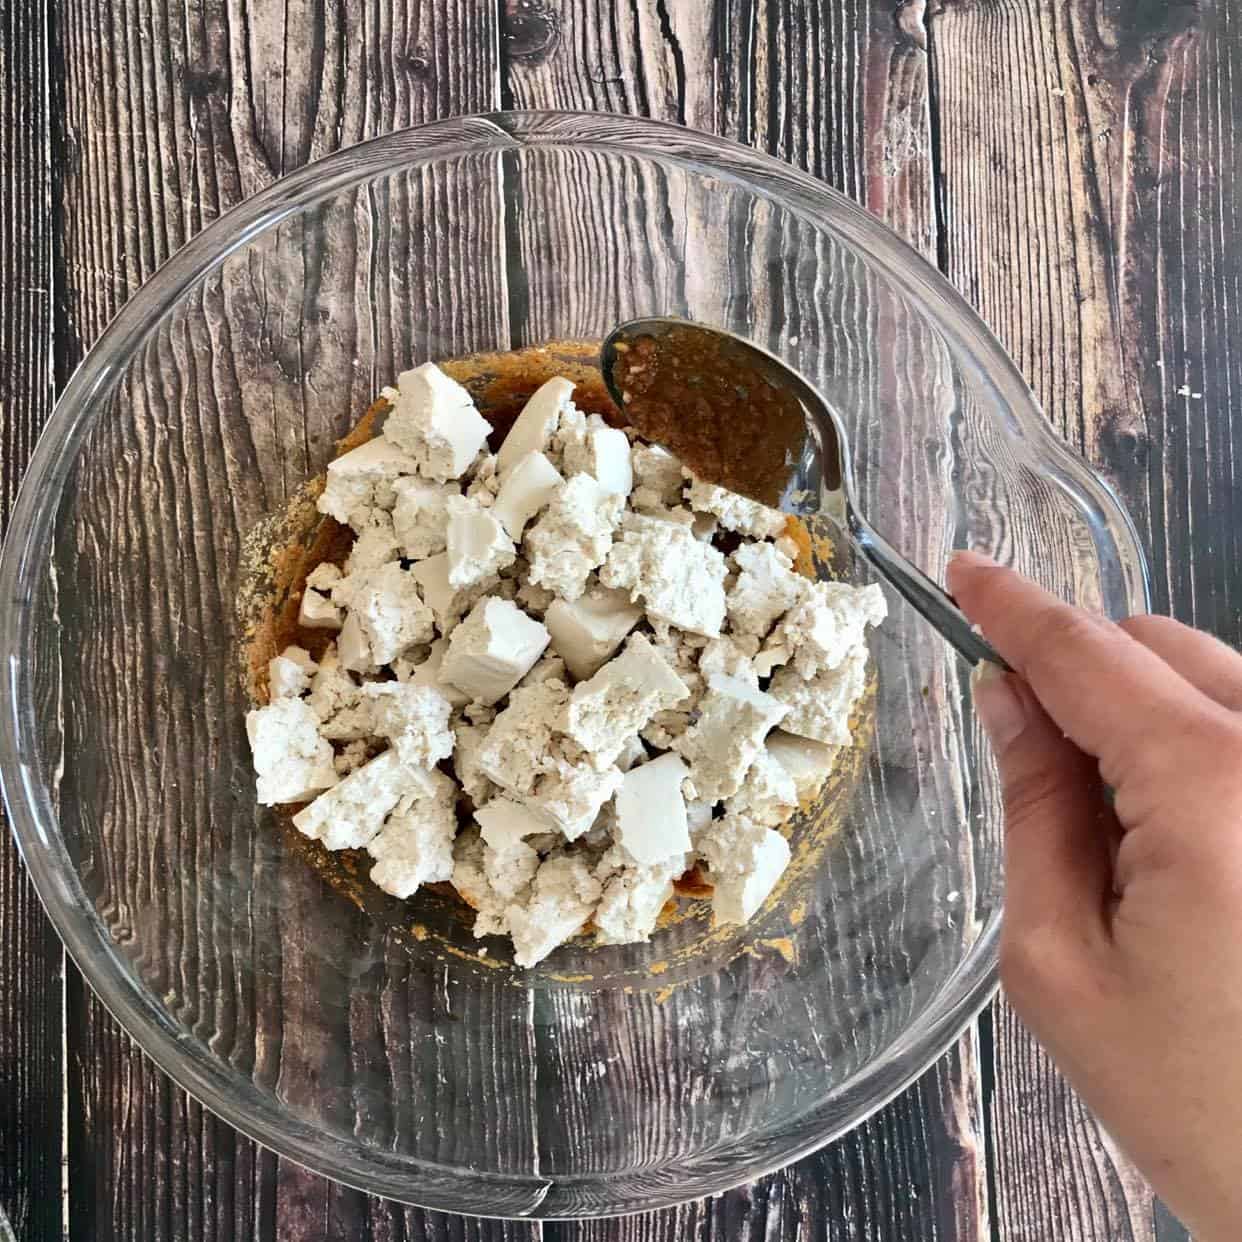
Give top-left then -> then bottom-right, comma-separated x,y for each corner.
974,664 -> 1114,947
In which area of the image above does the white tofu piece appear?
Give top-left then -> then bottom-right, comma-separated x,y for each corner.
724,747 -> 798,828
686,799 -> 715,842
491,451 -> 563,539
343,514 -> 402,579
453,719 -> 496,806
408,552 -> 498,633
697,814 -> 791,925
391,476 -> 457,560
528,755 -> 623,840
317,436 -> 421,531
614,753 -> 691,866
600,513 -> 728,637
768,645 -> 869,746
525,474 -> 624,602
686,476 -> 787,539
268,645 -> 317,699
691,511 -> 718,541
246,697 -> 338,806
366,768 -> 458,898
674,673 -> 788,802
475,797 -> 549,852
544,585 -> 643,681
306,644 -> 375,741
564,634 -> 689,769
559,414 -> 633,496
299,586 -> 343,630
444,494 -> 516,588
592,848 -> 685,946
342,562 -> 436,670
452,829 -> 542,939
614,734 -> 648,772
766,730 -> 839,801
766,580 -> 887,679
292,749 -> 432,851
475,680 -> 569,797
697,635 -> 760,687
307,562 -> 343,592
505,853 -> 602,968
727,542 -> 804,637
384,362 -> 492,481
440,597 -> 551,706
362,682 -> 455,769
630,443 -> 685,509
464,452 -> 501,503
517,652 -> 567,688
498,376 -> 574,478
402,637 -> 470,707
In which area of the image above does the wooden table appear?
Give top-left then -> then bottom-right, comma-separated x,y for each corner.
1,1 -> 1235,1237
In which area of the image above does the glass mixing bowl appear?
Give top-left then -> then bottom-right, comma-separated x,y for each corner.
0,112 -> 1149,1217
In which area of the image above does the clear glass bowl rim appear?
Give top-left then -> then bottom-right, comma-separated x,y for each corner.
0,110 -> 1152,1218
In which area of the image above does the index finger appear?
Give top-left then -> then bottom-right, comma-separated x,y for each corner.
947,551 -> 1229,785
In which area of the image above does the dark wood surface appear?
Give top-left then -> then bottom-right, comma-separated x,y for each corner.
2,0 -> 1237,1236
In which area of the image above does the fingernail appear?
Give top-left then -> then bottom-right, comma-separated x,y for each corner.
947,549 -> 995,593
971,662 -> 1029,750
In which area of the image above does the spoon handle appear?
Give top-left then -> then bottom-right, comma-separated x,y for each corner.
847,509 -> 1012,672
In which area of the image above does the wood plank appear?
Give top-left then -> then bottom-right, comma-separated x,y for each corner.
930,0 -> 1238,1236
504,3 -> 988,1237
0,1 -> 64,1239
52,1 -> 544,1238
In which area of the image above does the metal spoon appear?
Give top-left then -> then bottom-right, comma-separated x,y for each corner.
600,317 -> 1009,671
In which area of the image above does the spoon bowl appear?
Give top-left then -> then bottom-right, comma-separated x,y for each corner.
602,316 -> 1008,670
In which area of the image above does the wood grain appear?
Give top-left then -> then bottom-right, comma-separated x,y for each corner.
0,1 -> 64,1239
930,0 -> 1231,1237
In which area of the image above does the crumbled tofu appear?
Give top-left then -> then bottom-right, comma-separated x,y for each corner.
727,542 -> 803,637
674,673 -> 788,802
766,580 -> 887,678
453,720 -> 496,806
528,754 -> 623,840
383,362 -> 492,481
525,474 -> 624,602
362,682 -> 455,769
252,367 -> 888,964
766,730 -> 839,802
452,828 -> 541,938
292,749 -> 432,851
337,515 -> 399,583
367,768 -> 458,898
246,697 -> 338,806
724,748 -> 798,827
498,377 -> 574,477
768,646 -> 868,746
564,635 -> 689,769
474,797 -> 549,852
440,597 -> 550,705
391,476 -> 456,560
697,814 -> 791,925
491,451 -> 563,539
476,680 -> 569,797
505,852 -> 602,967
614,753 -> 691,866
300,565 -> 345,630
630,443 -> 685,508
444,494 -> 516,589
593,849 -> 684,945
545,585 -> 643,681
317,436 -> 421,531
343,562 -> 435,669
686,476 -> 787,539
268,645 -> 317,699
559,413 -> 633,496
306,646 -> 375,741
408,552 -> 498,633
601,513 -> 727,637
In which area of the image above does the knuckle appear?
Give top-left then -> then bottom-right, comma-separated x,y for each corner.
1000,768 -> 1063,828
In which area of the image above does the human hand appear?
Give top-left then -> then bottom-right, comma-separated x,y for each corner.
947,550 -> 1242,1241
